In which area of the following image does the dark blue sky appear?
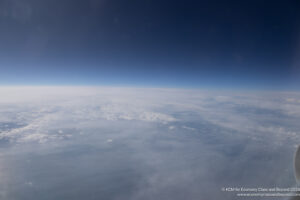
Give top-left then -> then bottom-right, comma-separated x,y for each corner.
0,0 -> 300,89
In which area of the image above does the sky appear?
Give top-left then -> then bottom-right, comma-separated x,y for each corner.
0,0 -> 300,89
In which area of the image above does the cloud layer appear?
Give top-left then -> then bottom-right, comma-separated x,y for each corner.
0,87 -> 300,199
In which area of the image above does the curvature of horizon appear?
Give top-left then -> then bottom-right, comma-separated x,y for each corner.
0,0 -> 300,90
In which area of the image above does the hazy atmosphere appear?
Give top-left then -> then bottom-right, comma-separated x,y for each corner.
1,87 -> 300,200
1,0 -> 300,200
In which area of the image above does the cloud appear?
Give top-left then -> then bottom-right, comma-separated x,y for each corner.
106,139 -> 113,143
0,87 -> 300,199
1,87 -> 300,146
182,126 -> 195,131
0,87 -> 178,143
24,181 -> 33,187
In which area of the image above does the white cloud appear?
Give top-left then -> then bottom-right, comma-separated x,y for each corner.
182,126 -> 195,131
24,182 -> 33,187
0,87 -> 300,199
0,86 -> 300,146
106,139 -> 113,143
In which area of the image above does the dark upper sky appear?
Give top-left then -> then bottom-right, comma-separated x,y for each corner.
0,0 -> 300,89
